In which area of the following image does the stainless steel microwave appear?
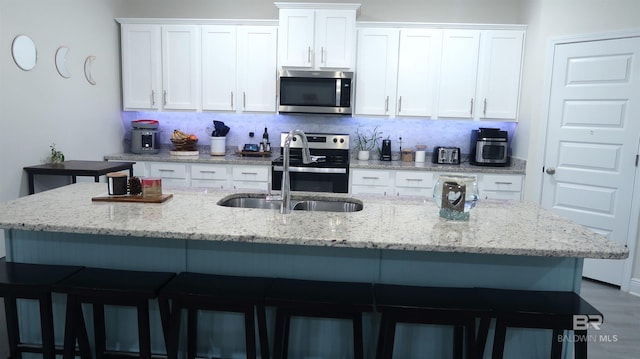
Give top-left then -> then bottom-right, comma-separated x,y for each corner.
278,70 -> 353,115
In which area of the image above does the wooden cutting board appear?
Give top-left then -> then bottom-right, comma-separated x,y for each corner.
91,194 -> 173,203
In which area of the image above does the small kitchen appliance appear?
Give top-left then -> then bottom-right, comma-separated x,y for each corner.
469,128 -> 509,166
272,132 -> 350,193
131,119 -> 159,154
432,146 -> 461,164
380,139 -> 392,161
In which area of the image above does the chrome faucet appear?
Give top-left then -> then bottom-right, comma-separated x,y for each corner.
268,129 -> 312,214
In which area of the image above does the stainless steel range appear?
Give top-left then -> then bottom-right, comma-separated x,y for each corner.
272,132 -> 350,193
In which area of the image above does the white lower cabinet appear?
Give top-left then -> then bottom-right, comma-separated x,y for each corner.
351,169 -> 393,196
351,168 -> 523,200
190,164 -> 230,189
231,165 -> 270,191
149,162 -> 189,187
394,171 -> 435,196
479,173 -> 523,200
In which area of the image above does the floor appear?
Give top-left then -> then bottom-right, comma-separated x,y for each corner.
0,279 -> 638,358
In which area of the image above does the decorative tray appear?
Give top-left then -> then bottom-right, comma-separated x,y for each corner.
236,151 -> 272,157
91,194 -> 173,203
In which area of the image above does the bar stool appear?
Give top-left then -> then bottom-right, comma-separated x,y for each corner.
0,258 -> 83,359
373,284 -> 491,359
477,288 -> 603,359
265,278 -> 374,359
158,272 -> 272,359
54,267 -> 175,359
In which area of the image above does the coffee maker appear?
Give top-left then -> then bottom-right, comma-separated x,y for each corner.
380,139 -> 392,161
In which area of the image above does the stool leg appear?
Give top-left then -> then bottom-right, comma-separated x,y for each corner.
63,295 -> 91,359
491,320 -> 507,359
376,313 -> 396,359
187,308 -> 198,359
4,296 -> 21,359
281,312 -> 291,359
38,293 -> 56,359
159,298 -> 177,359
453,326 -> 463,359
574,329 -> 587,359
551,329 -> 563,359
243,306 -> 257,359
464,319 -> 477,359
93,303 -> 106,359
273,309 -> 286,359
476,317 -> 491,359
256,305 -> 270,359
137,300 -> 152,359
352,313 -> 364,359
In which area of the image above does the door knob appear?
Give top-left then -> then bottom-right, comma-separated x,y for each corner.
546,167 -> 556,175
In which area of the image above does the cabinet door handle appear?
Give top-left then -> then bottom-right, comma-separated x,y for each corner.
231,92 -> 234,109
158,169 -> 174,173
199,170 -> 216,174
243,92 -> 246,110
163,90 -> 168,106
151,90 -> 156,106
385,96 -> 389,113
321,46 -> 325,64
494,181 -> 513,185
470,98 -> 474,116
308,46 -> 311,63
241,172 -> 258,175
406,178 -> 423,182
363,176 -> 380,180
483,98 -> 487,117
398,96 -> 402,113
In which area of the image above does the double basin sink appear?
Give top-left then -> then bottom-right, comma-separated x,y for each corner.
217,193 -> 363,213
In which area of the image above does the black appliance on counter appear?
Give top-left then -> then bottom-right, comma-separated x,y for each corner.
432,146 -> 461,164
380,139 -> 392,161
272,132 -> 350,193
469,128 -> 510,166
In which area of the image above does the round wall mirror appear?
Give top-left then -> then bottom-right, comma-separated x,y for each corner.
12,35 -> 37,71
55,46 -> 71,78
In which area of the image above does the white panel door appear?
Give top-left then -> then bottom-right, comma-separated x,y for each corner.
541,37 -> 640,285
354,28 -> 399,116
237,26 -> 278,112
437,29 -> 480,118
161,25 -> 199,110
476,30 -> 524,120
396,29 -> 442,117
201,25 -> 237,111
121,24 -> 161,110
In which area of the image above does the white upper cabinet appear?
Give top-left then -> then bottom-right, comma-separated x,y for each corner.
121,24 -> 199,111
396,29 -> 442,117
437,29 -> 524,120
237,26 -> 278,112
161,25 -> 200,110
355,28 -> 442,118
276,3 -> 359,69
476,30 -> 525,120
121,24 -> 161,110
354,28 -> 399,116
202,25 -> 277,113
202,25 -> 237,111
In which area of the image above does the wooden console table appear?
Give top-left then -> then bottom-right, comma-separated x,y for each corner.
23,160 -> 135,195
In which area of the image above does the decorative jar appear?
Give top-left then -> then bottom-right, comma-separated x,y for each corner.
433,174 -> 479,220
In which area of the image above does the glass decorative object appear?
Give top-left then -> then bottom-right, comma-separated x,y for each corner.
433,175 -> 479,220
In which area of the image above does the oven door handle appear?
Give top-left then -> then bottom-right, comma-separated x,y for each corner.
273,166 -> 347,174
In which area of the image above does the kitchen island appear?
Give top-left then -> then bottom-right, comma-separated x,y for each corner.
0,183 -> 626,358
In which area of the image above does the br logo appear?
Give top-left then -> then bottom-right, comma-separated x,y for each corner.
573,314 -> 603,330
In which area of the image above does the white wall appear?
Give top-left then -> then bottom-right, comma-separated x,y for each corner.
0,0 -> 127,256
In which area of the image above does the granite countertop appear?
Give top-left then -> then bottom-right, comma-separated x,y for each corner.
0,183 -> 626,259
104,151 -> 526,175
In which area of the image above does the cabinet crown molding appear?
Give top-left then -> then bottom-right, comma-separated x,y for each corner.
356,21 -> 527,31
115,18 -> 278,26
274,2 -> 361,12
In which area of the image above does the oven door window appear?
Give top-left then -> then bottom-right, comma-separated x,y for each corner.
272,170 -> 349,194
280,77 -> 337,107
